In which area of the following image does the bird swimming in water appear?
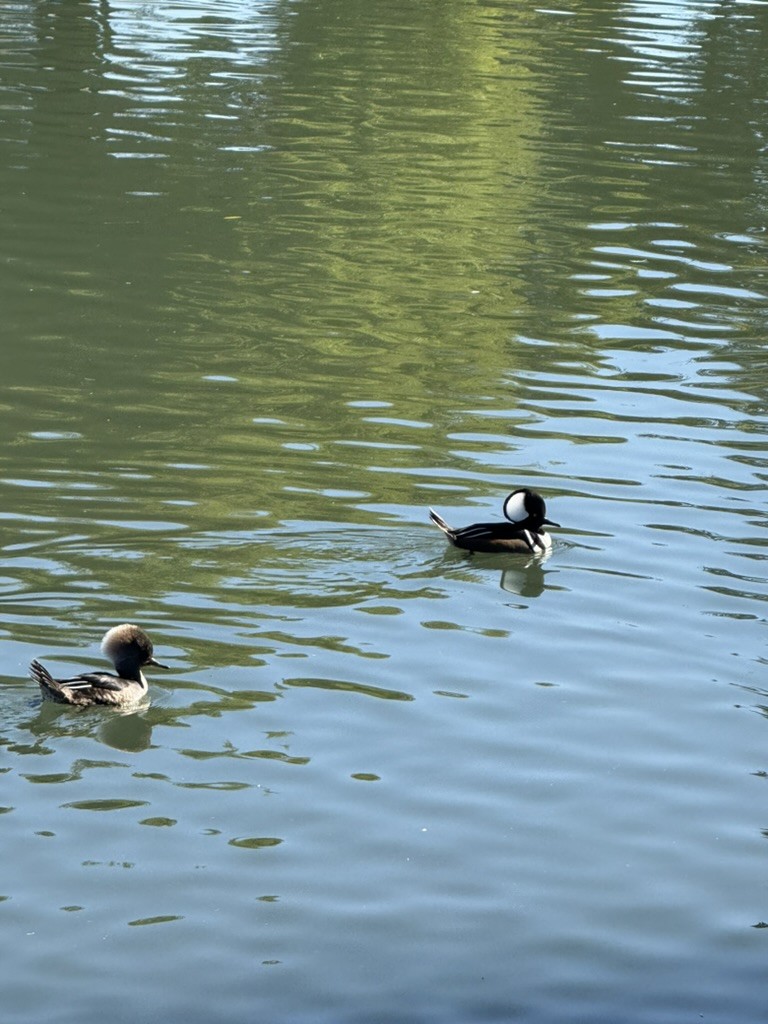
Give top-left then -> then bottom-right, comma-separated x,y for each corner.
30,623 -> 168,707
429,488 -> 559,555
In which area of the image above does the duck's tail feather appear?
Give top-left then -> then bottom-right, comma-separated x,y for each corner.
429,508 -> 454,537
30,659 -> 70,703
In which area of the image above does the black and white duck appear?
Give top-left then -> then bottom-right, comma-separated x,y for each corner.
429,488 -> 559,555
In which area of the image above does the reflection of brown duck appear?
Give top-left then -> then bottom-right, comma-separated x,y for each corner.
429,488 -> 559,555
31,624 -> 168,707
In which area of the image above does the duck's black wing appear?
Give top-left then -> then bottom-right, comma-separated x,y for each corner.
430,508 -> 548,554
448,522 -> 544,554
53,671 -> 127,693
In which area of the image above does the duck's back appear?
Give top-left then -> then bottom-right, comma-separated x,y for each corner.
31,661 -> 144,706
449,521 -> 551,554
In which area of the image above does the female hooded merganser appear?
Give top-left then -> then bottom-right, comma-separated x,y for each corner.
429,488 -> 559,555
30,624 -> 168,707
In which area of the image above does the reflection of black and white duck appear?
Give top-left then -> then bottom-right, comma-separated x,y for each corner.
31,624 -> 168,706
429,488 -> 560,555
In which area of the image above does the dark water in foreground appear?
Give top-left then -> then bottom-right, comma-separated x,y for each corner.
2,1 -> 768,1021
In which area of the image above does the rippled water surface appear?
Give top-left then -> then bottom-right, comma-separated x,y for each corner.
2,1 -> 768,1022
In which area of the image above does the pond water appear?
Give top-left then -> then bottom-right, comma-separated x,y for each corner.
2,1 -> 767,1021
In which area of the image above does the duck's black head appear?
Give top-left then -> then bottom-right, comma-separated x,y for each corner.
502,488 -> 559,530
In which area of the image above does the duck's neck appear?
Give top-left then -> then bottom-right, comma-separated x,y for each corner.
114,661 -> 148,688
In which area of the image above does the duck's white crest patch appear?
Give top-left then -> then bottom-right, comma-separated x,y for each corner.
502,490 -> 528,523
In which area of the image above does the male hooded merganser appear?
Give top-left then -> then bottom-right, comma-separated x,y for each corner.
429,488 -> 559,555
30,624 -> 168,707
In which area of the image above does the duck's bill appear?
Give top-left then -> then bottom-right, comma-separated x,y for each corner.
149,658 -> 170,669
543,518 -> 561,528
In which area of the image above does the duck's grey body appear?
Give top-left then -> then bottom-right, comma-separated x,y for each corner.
429,488 -> 559,555
31,624 -> 168,707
